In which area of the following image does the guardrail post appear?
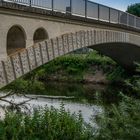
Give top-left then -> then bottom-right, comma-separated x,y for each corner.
109,8 -> 111,23
52,0 -> 54,11
85,0 -> 87,18
70,0 -> 72,13
127,14 -> 129,26
29,0 -> 32,7
98,4 -> 100,20
118,11 -> 120,24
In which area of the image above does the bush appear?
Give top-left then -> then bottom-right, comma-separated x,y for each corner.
3,79 -> 46,95
0,105 -> 94,140
94,94 -> 140,140
127,3 -> 140,17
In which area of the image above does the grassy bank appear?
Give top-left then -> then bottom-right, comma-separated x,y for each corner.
2,51 -> 128,94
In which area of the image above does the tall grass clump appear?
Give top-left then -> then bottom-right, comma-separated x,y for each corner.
94,94 -> 140,140
107,66 -> 127,83
0,105 -> 94,140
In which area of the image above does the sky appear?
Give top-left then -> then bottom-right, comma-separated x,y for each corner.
90,0 -> 140,11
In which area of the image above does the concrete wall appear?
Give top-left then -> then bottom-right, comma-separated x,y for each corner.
0,10 -> 94,59
0,3 -> 140,59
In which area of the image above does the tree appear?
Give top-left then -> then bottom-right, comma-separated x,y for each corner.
126,3 -> 140,17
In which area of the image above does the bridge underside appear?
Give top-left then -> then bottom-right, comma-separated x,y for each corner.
90,43 -> 140,71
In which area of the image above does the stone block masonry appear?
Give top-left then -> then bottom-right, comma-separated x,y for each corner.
0,29 -> 140,89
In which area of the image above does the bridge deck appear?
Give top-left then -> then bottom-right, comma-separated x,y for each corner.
1,0 -> 140,33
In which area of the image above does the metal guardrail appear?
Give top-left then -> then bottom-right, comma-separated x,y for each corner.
2,0 -> 140,29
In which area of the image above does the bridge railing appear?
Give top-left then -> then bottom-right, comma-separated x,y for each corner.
2,0 -> 140,29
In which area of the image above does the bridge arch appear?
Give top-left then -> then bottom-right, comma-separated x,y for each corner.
1,29 -> 140,89
33,27 -> 48,43
7,25 -> 26,55
89,42 -> 140,71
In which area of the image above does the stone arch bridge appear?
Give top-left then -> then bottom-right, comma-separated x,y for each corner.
0,0 -> 140,88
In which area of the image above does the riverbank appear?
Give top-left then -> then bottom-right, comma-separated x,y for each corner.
37,51 -> 126,84
2,51 -> 128,94
0,93 -> 140,140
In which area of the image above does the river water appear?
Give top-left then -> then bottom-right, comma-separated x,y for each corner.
0,82 -> 122,124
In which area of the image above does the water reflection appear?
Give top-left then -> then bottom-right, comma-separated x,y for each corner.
0,82 -> 123,123
43,82 -> 122,104
0,93 -> 103,125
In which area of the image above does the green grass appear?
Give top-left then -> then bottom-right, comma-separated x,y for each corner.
94,94 -> 140,140
2,51 -> 126,94
39,51 -> 116,76
0,104 -> 94,140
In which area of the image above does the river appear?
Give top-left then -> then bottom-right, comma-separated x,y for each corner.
0,82 -> 122,124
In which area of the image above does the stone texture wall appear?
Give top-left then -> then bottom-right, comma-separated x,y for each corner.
0,29 -> 140,89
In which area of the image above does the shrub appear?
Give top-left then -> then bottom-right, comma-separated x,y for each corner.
0,105 -> 94,140
94,94 -> 140,140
